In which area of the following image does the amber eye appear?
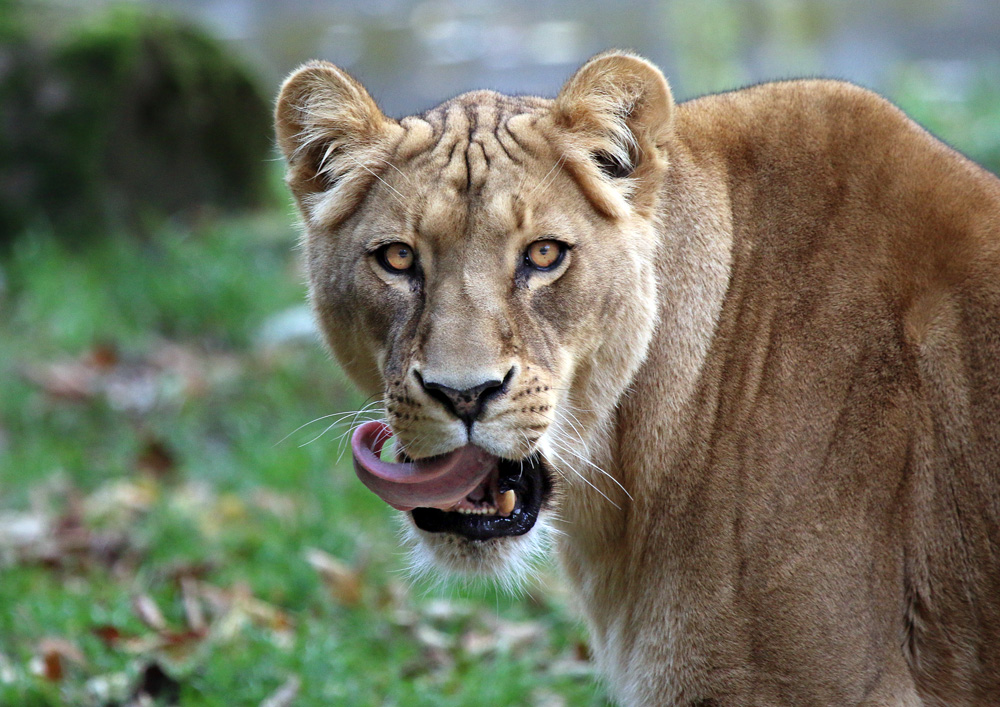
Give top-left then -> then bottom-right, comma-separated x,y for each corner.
377,242 -> 416,273
525,239 -> 566,271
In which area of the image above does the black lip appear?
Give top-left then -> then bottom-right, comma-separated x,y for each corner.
411,454 -> 551,541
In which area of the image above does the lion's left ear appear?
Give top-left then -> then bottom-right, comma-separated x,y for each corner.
552,52 -> 674,217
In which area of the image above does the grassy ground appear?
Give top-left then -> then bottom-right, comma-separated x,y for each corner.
0,214 -> 608,706
5,67 -> 997,707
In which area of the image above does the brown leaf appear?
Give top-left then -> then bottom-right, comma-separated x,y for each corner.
23,341 -> 242,414
159,629 -> 208,650
305,547 -> 363,607
196,581 -> 295,636
41,651 -> 62,682
89,343 -> 120,369
24,360 -> 97,401
91,624 -> 126,647
163,560 -> 216,583
136,438 -> 177,479
36,638 -> 86,682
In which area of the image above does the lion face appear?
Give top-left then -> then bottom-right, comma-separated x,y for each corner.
276,54 -> 674,581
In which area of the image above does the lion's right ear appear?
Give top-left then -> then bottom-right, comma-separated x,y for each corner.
275,62 -> 399,225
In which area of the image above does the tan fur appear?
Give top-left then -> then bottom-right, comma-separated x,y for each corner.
276,53 -> 1000,706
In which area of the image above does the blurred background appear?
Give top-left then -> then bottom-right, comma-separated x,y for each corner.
1,0 -> 998,705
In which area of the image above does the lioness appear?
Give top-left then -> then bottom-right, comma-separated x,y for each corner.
275,52 -> 1000,705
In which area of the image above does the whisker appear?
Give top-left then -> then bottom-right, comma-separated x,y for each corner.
334,404 -> 391,463
280,399 -> 382,448
548,435 -> 631,502
298,400 -> 384,449
367,155 -> 412,185
527,155 -> 566,200
344,153 -> 408,205
544,443 -> 620,510
274,411 -> 356,448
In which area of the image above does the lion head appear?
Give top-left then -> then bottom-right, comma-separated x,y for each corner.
275,52 -> 674,584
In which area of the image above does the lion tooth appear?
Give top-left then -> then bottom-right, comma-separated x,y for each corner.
498,489 -> 516,516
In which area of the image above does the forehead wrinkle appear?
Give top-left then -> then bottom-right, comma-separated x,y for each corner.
435,103 -> 470,191
399,94 -> 554,299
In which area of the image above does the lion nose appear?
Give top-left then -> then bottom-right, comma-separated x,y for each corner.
416,369 -> 512,425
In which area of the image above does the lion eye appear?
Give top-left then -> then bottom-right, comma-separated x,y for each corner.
377,242 -> 415,273
525,240 -> 566,271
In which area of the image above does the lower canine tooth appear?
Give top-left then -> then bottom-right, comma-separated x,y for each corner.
498,489 -> 516,516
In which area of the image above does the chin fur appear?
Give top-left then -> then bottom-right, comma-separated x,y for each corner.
399,512 -> 555,595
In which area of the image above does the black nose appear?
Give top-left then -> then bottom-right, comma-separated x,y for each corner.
416,370 -> 511,425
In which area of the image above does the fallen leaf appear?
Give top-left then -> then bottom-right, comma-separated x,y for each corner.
305,547 -> 363,607
22,340 -> 243,413
84,672 -> 130,704
40,651 -> 61,682
159,629 -> 208,652
89,342 -> 120,369
83,478 -> 159,521
24,360 -> 97,401
181,577 -> 206,633
489,617 -> 546,653
91,625 -> 126,647
250,489 -> 298,519
260,675 -> 301,707
196,581 -> 295,638
162,560 -> 216,584
0,512 -> 47,553
132,594 -> 167,632
136,438 -> 177,478
34,638 -> 86,682
414,624 -> 453,652
424,599 -> 473,622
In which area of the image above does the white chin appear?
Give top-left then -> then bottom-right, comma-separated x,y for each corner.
399,514 -> 553,593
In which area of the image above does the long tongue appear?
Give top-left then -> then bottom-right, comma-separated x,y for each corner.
350,421 -> 497,512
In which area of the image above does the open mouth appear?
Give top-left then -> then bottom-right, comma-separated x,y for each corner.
350,421 -> 551,541
411,453 -> 550,541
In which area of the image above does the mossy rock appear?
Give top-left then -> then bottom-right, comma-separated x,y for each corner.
0,0 -> 55,240
0,4 -> 274,243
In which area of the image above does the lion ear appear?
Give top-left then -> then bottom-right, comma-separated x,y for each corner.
552,52 -> 674,217
275,61 -> 398,224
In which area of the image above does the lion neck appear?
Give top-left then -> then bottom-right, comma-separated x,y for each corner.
554,133 -> 736,665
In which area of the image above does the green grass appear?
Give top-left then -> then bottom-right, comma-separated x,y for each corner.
0,215 -> 608,706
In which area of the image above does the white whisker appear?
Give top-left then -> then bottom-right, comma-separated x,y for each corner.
527,155 -> 566,200
279,399 -> 382,448
544,441 -> 621,510
344,153 -> 408,205
274,411 -> 356,448
294,400 -> 385,450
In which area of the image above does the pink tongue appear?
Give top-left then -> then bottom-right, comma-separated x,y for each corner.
350,421 -> 498,512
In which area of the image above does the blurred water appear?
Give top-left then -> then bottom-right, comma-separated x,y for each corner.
132,0 -> 999,115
